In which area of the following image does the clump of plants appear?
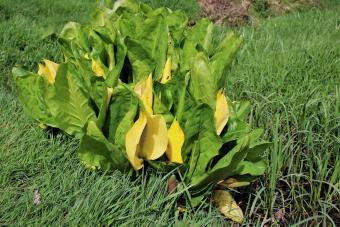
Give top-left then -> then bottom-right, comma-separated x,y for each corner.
12,0 -> 269,222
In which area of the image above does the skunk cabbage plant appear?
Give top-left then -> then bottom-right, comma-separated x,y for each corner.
12,0 -> 269,222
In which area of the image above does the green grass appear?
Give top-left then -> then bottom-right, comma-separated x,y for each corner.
1,0 -> 339,225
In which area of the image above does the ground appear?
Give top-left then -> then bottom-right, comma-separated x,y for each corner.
0,0 -> 339,225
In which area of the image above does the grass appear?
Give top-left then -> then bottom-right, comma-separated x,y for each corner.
1,0 -> 339,225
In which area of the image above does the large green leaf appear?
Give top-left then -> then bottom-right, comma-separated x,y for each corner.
126,15 -> 168,82
182,104 -> 222,177
245,141 -> 271,162
234,160 -> 267,176
12,68 -> 55,126
107,84 -> 138,143
46,63 -> 96,136
59,22 -> 90,59
180,19 -> 213,72
78,121 -> 129,171
105,33 -> 128,86
210,32 -> 242,88
190,136 -> 250,190
188,53 -> 215,106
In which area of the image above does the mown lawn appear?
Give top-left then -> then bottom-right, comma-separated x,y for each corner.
0,0 -> 339,225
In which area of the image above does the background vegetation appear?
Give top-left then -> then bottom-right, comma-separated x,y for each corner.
0,0 -> 339,225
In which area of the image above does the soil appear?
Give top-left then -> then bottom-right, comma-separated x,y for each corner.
197,0 -> 253,26
197,0 -> 321,26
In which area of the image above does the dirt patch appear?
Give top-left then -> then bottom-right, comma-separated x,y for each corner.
198,0 -> 253,26
197,0 -> 322,26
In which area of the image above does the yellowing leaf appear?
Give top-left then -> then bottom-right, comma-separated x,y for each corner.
218,178 -> 250,188
139,113 -> 168,160
214,89 -> 229,135
212,190 -> 244,223
125,111 -> 147,170
166,118 -> 184,164
160,57 -> 172,84
134,73 -> 153,114
37,59 -> 59,84
92,59 -> 105,77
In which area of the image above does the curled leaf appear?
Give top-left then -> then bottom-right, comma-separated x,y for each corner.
37,59 -> 59,84
212,190 -> 244,223
125,111 -> 147,170
134,73 -> 153,113
166,118 -> 184,164
160,57 -> 172,84
214,89 -> 229,135
139,113 -> 168,160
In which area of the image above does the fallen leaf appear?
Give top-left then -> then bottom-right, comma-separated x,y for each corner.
212,190 -> 244,223
167,175 -> 177,194
275,208 -> 286,222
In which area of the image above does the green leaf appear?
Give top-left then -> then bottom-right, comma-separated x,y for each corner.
126,15 -> 168,81
96,86 -> 110,129
180,19 -> 213,72
165,10 -> 188,44
105,33 -> 128,86
12,68 -> 55,126
182,104 -> 223,185
113,0 -> 139,14
46,63 -> 96,136
153,95 -> 174,126
107,85 -> 139,144
222,118 -> 251,142
190,136 -> 250,190
188,53 -> 215,106
245,141 -> 271,162
210,32 -> 242,88
229,100 -> 251,121
78,121 -> 129,171
234,160 -> 267,176
186,18 -> 213,52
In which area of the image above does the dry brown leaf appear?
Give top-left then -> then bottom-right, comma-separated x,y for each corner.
212,190 -> 244,223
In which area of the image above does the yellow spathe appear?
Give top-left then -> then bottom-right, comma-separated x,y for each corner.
160,57 -> 172,84
166,119 -> 184,164
139,113 -> 168,160
134,73 -> 153,114
125,111 -> 147,170
126,74 -> 168,169
214,89 -> 229,135
38,59 -> 59,84
91,59 -> 105,77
